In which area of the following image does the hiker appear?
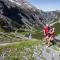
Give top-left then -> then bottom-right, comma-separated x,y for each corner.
43,24 -> 50,45
43,24 -> 55,47
47,24 -> 55,47
48,24 -> 55,41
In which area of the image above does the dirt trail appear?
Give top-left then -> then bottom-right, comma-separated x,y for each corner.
0,42 -> 21,46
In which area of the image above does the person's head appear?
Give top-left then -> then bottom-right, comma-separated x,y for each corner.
50,24 -> 53,26
50,24 -> 53,28
45,24 -> 49,27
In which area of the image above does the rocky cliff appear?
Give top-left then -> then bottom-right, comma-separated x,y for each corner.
0,0 -> 44,31
0,0 -> 60,31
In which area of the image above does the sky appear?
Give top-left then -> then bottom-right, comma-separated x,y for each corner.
29,0 -> 60,11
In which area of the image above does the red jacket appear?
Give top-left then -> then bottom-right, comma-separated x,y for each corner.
44,26 -> 50,34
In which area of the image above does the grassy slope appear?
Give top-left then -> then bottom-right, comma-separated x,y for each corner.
0,39 -> 59,60
0,39 -> 44,60
54,23 -> 60,35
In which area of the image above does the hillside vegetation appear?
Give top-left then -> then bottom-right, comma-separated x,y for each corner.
54,23 -> 60,35
0,39 -> 60,60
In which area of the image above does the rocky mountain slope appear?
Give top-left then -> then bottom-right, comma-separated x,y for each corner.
0,0 -> 60,31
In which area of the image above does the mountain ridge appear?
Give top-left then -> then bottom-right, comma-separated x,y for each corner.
0,0 -> 60,31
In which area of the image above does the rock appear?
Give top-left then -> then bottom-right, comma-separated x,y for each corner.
33,45 -> 60,60
28,34 -> 32,40
54,35 -> 60,43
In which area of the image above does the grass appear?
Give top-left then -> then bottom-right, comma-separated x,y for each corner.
0,39 -> 43,60
0,27 -> 5,32
54,23 -> 60,35
32,31 -> 43,40
0,32 -> 16,43
0,35 -> 59,60
52,45 -> 60,51
17,26 -> 43,40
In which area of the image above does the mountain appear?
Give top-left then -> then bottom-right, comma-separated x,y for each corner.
0,0 -> 60,31
0,0 -> 43,31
